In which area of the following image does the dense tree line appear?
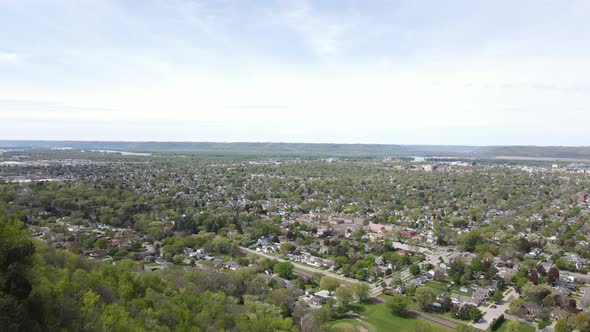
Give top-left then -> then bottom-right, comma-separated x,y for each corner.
0,206 -> 299,331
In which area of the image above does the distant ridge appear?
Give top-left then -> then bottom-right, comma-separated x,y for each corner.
1,140 -> 590,160
478,145 -> 590,160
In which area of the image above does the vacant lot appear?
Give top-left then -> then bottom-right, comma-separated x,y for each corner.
326,297 -> 452,332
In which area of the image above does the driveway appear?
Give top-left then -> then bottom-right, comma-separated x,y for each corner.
470,287 -> 519,330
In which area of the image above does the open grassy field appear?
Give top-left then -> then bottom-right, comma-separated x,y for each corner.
325,298 -> 453,332
495,320 -> 536,332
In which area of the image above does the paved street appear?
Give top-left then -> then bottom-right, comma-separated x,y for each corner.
566,271 -> 590,284
239,246 -> 363,285
240,245 -> 445,297
581,287 -> 590,313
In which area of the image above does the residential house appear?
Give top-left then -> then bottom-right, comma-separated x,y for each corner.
570,191 -> 588,203
311,290 -> 332,306
143,255 -> 155,263
451,294 -> 482,307
553,287 -> 572,297
551,309 -> 565,322
257,236 -> 271,247
472,288 -> 491,303
407,275 -> 429,286
368,223 -> 394,234
564,252 -> 587,270
224,261 -> 240,270
523,302 -> 543,316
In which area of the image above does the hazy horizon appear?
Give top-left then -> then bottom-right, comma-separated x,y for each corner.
3,139 -> 590,150
1,1 -> 589,145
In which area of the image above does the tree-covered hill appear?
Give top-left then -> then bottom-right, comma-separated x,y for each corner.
0,207 -> 297,332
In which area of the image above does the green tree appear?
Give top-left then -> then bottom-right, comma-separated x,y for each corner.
280,242 -> 296,254
352,283 -> 370,303
334,256 -> 350,268
95,238 -> 108,249
469,307 -> 483,322
457,231 -> 485,252
262,258 -> 278,271
266,287 -> 300,316
555,318 -> 568,332
542,293 -> 555,307
575,312 -> 590,332
101,303 -> 134,331
414,287 -> 437,310
456,304 -> 477,320
81,289 -> 101,330
319,276 -> 340,295
0,219 -> 35,269
336,286 -> 354,310
273,262 -> 294,279
0,215 -> 36,329
406,284 -> 417,296
410,264 -> 421,276
387,294 -> 409,316
491,290 -> 504,303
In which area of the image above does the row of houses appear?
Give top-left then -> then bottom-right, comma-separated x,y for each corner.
450,287 -> 492,307
287,251 -> 334,268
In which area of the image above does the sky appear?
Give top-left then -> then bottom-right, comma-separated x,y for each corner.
1,0 -> 589,145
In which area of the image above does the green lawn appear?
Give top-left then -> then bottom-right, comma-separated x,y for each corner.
495,320 -> 536,332
425,281 -> 449,294
326,297 -> 452,332
440,311 -> 468,323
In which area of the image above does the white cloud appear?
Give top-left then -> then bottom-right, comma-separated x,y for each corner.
0,0 -> 589,144
268,0 -> 354,59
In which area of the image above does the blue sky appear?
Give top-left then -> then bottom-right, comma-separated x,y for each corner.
1,0 -> 589,145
